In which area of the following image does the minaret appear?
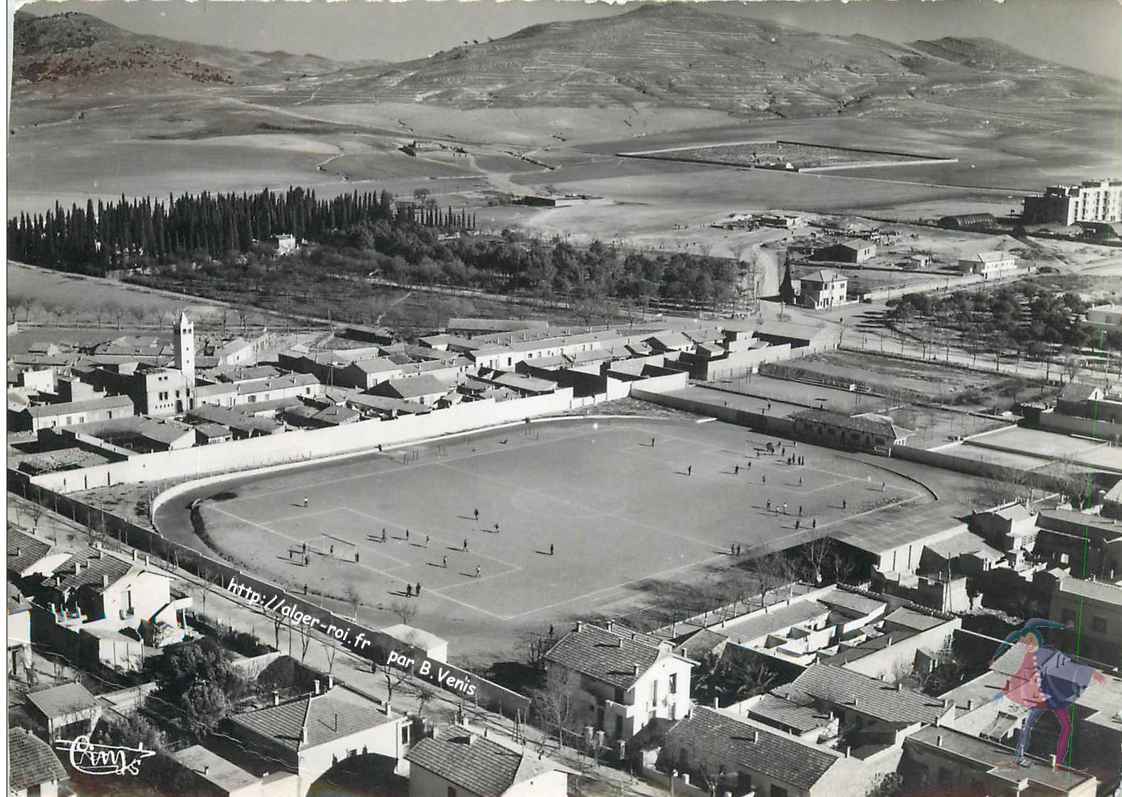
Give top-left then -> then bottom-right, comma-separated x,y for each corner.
174,311 -> 196,390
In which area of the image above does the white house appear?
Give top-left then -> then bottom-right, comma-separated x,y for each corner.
957,251 -> 1018,279
406,727 -> 567,797
8,727 -> 69,797
544,621 -> 694,741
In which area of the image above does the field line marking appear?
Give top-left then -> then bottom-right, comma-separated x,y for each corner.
342,507 -> 523,571
435,564 -> 525,594
207,504 -> 511,621
503,552 -> 728,621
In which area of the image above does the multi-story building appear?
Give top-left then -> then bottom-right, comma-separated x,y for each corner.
799,269 -> 848,310
543,621 -> 694,741
1049,577 -> 1122,668
1023,180 -> 1122,225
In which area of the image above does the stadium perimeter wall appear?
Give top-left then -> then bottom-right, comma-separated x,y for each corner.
631,387 -> 796,437
7,467 -> 532,718
29,390 -> 576,493
891,445 -> 1077,494
1036,412 -> 1122,443
696,344 -> 794,381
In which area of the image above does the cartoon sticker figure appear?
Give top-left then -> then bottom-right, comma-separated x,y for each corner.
991,619 -> 1106,766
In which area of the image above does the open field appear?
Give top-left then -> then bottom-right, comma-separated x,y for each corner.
6,261 -> 303,331
153,417 -> 938,662
626,140 -> 949,172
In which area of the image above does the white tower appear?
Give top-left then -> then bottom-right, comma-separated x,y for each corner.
174,311 -> 196,390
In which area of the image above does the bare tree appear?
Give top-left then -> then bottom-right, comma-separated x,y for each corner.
522,630 -> 553,672
390,598 -> 418,626
320,639 -> 339,675
416,685 -> 435,718
530,673 -> 579,750
381,663 -> 409,706
293,619 -> 313,663
345,584 -> 362,620
828,546 -> 858,585
802,537 -> 833,585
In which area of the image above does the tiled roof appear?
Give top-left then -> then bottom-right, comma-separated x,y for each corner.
793,409 -> 906,439
665,707 -> 840,791
802,269 -> 846,284
490,373 -> 558,393
816,587 -> 885,618
746,694 -> 832,734
229,688 -> 393,752
8,728 -> 68,790
7,530 -> 53,576
406,731 -> 556,795
236,374 -> 319,395
56,547 -> 134,592
674,628 -> 729,660
345,357 -> 401,375
377,374 -> 449,399
774,665 -> 948,725
27,682 -> 99,720
26,395 -> 132,419
545,624 -> 663,689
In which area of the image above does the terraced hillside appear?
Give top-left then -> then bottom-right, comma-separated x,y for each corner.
328,4 -> 1119,117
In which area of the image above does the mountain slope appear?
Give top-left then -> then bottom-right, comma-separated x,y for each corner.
331,3 -> 1118,117
12,11 -> 363,89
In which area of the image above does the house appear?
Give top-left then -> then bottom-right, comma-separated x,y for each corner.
815,239 -> 876,264
380,624 -> 448,662
483,372 -> 558,397
970,503 -> 1038,556
645,331 -> 694,353
216,337 -> 256,367
957,251 -> 1018,279
446,318 -> 550,337
170,744 -> 285,797
345,393 -> 432,420
9,584 -> 32,679
40,545 -> 191,670
226,681 -> 411,797
901,726 -> 1097,797
8,727 -> 69,797
61,415 -> 196,454
193,421 -> 234,445
406,727 -> 567,797
544,621 -> 694,740
799,270 -> 848,310
792,409 -> 910,454
82,364 -> 190,417
187,404 -> 283,439
268,233 -> 299,254
7,530 -> 71,580
335,358 -> 404,390
1049,577 -> 1122,668
1087,303 -> 1122,330
26,682 -> 102,741
658,706 -> 876,797
370,374 -> 450,406
1034,509 -> 1122,580
20,394 -> 135,433
771,664 -> 954,745
235,373 -> 322,406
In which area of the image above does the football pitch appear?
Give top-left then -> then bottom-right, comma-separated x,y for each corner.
169,418 -> 930,658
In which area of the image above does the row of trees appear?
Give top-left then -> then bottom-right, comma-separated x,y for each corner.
889,283 -> 1115,354
5,186 -> 476,274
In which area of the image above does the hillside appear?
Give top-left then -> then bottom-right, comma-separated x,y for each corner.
11,10 -> 357,89
328,3 -> 1118,117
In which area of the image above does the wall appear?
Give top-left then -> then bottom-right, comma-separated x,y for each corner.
631,388 -> 796,438
409,763 -> 484,797
839,618 -> 961,681
503,770 -> 568,797
297,718 -> 405,797
30,390 -> 576,493
892,445 -> 1078,495
699,344 -> 794,381
1037,411 -> 1122,442
628,370 -> 688,395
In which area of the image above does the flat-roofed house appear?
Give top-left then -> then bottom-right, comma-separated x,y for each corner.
171,744 -> 277,797
901,726 -> 1097,797
26,682 -> 102,741
406,727 -> 567,797
1049,577 -> 1122,668
792,409 -> 910,454
957,251 -> 1018,279
815,239 -> 876,264
21,395 -> 135,433
544,621 -> 694,741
